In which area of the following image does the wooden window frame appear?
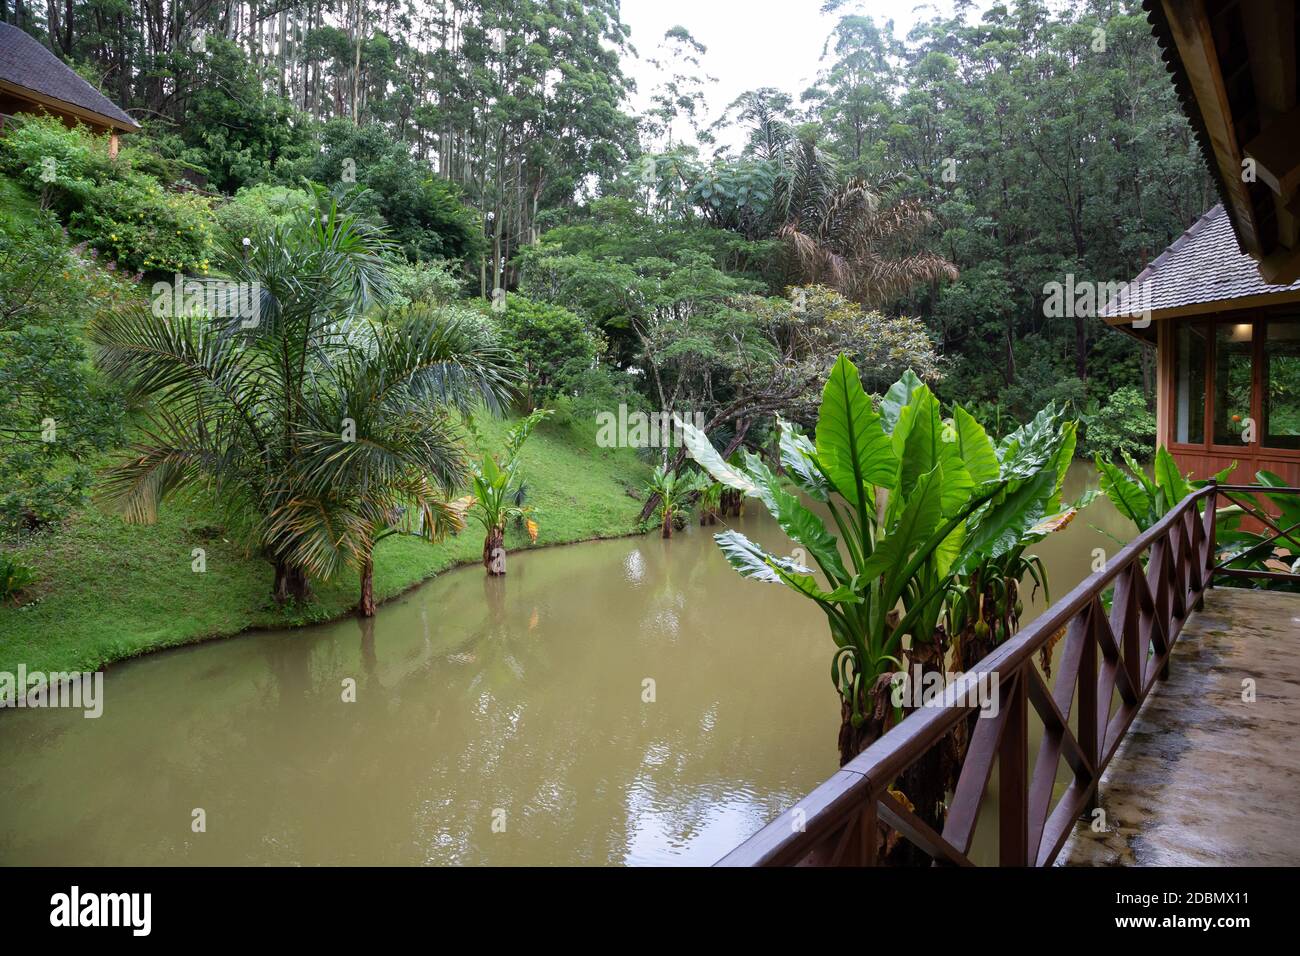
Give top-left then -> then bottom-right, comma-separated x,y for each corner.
1164,311 -> 1300,460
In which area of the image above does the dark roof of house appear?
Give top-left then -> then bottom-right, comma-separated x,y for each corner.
1100,204 -> 1300,322
0,24 -> 138,130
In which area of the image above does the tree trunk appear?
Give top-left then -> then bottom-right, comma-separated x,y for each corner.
273,561 -> 312,605
661,509 -> 672,538
837,699 -> 886,767
358,556 -> 376,617
894,635 -> 951,865
483,527 -> 506,575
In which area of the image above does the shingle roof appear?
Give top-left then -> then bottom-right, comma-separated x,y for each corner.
1100,204 -> 1300,323
0,24 -> 138,131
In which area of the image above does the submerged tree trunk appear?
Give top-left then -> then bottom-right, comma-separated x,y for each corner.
483,527 -> 506,575
273,561 -> 312,605
661,509 -> 673,538
358,556 -> 376,617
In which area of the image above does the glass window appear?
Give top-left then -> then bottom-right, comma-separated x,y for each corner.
1173,323 -> 1207,443
1213,322 -> 1254,445
1263,320 -> 1300,450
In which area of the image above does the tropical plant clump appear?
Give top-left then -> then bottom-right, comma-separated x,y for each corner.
680,355 -> 1085,843
643,464 -> 706,538
465,410 -> 552,575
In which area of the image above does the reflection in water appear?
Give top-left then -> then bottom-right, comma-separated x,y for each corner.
0,472 -> 1129,865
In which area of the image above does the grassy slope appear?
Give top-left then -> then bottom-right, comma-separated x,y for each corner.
0,415 -> 650,677
0,177 -> 39,222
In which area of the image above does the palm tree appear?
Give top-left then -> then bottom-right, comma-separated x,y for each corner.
775,134 -> 958,307
464,410 -> 550,575
268,306 -> 517,614
91,189 -> 516,608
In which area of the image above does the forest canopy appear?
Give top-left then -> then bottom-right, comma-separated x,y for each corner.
0,0 -> 1209,444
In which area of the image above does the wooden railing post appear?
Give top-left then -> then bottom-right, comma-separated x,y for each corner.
1205,478 -> 1218,587
1112,563 -> 1142,702
999,671 -> 1028,866
1079,602 -> 1099,811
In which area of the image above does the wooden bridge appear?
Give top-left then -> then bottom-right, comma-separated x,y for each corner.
716,482 -> 1300,867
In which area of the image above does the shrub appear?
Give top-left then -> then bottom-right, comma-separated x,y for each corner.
388,259 -> 464,307
0,114 -> 216,275
0,212 -> 127,530
1081,385 -> 1157,461
0,112 -> 107,200
0,553 -> 37,604
69,177 -> 215,274
214,184 -> 314,245
494,293 -> 600,408
546,365 -> 650,432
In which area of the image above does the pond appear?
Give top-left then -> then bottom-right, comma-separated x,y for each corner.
0,470 -> 1132,865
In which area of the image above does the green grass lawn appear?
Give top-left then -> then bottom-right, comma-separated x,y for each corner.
0,415 -> 650,680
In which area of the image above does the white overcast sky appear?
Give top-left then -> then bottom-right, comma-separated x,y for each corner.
618,0 -> 973,150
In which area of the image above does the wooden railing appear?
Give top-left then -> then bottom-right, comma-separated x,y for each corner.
1211,484 -> 1300,587
717,482 -> 1234,867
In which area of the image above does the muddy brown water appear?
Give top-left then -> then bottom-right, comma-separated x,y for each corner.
0,470 -> 1131,865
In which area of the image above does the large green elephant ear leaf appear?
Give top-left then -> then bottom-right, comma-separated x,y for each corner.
890,382 -> 972,518
743,452 -> 850,584
1095,454 -> 1153,530
999,403 -> 1066,480
880,368 -> 923,434
815,354 -> 897,509
1256,469 -> 1300,530
953,405 -> 1000,485
956,466 -> 1058,572
714,529 -> 860,604
714,528 -> 810,582
776,417 -> 831,501
1048,419 -> 1078,507
1154,445 -> 1190,504
675,416 -> 758,496
860,466 -> 944,592
1120,448 -> 1158,503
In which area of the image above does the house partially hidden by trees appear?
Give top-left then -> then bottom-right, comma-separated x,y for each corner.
1102,1 -> 1300,486
0,22 -> 138,156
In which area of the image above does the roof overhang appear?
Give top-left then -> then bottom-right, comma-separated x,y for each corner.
0,78 -> 139,133
1102,286 -> 1300,336
1146,0 -> 1300,284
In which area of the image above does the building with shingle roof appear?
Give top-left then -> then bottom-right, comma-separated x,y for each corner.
1100,200 -> 1300,486
1101,205 -> 1300,325
0,23 -> 139,155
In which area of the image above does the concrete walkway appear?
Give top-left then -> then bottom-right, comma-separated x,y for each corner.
1061,587 -> 1300,866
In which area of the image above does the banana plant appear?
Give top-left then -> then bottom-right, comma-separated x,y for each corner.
697,481 -> 723,526
644,464 -> 706,538
678,355 -> 1074,765
465,409 -> 551,575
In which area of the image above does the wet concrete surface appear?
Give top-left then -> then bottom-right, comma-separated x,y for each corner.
1060,587 -> 1300,866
